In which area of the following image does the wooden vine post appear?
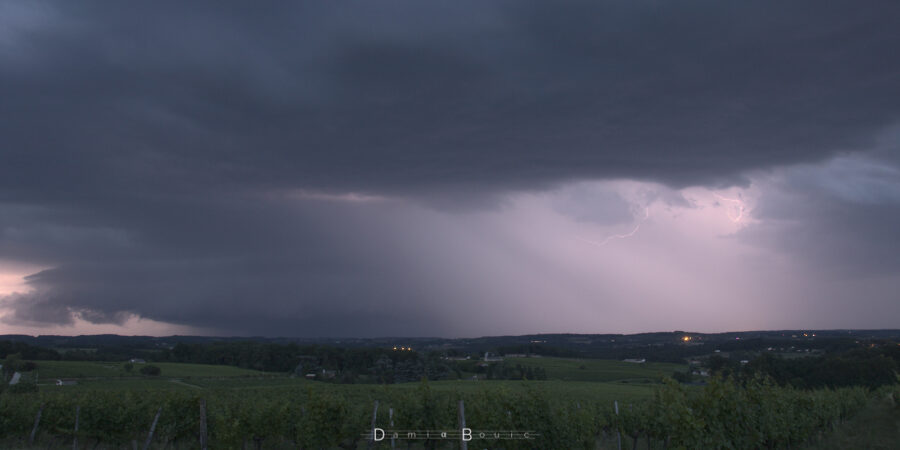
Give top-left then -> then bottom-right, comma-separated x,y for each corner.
142,406 -> 162,450
615,400 -> 621,450
29,404 -> 44,446
389,407 -> 395,450
73,405 -> 80,450
199,399 -> 208,450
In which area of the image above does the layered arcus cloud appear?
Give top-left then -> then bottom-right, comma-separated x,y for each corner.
1,1 -> 899,336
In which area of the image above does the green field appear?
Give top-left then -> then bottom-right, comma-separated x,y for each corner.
25,358 -> 666,405
46,378 -> 198,391
505,356 -> 685,382
30,357 -> 684,386
39,376 -> 658,406
32,360 -> 271,380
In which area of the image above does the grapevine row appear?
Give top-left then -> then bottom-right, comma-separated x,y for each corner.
0,377 -> 875,449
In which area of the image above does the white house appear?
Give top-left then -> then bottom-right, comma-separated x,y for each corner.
623,358 -> 646,364
56,379 -> 77,386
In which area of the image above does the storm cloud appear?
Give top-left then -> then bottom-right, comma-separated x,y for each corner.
1,1 -> 899,336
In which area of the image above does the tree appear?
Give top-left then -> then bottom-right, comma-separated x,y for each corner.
140,365 -> 161,376
371,355 -> 393,384
2,358 -> 37,372
124,362 -> 134,372
707,355 -> 736,377
672,370 -> 692,383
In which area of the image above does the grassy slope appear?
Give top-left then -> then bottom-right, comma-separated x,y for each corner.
32,360 -> 269,379
26,357 -> 683,405
31,356 -> 684,382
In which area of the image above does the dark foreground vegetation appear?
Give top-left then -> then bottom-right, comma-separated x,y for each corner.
1,331 -> 898,448
0,376 -> 895,449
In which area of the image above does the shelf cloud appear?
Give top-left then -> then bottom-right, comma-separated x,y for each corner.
1,1 -> 899,336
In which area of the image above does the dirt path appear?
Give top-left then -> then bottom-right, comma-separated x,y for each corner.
169,378 -> 203,389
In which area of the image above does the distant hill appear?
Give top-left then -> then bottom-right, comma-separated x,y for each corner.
3,329 -> 899,363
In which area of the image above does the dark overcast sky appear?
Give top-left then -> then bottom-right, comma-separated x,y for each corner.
1,1 -> 899,337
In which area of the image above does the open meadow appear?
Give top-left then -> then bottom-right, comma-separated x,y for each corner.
32,360 -> 270,380
27,358 -> 664,404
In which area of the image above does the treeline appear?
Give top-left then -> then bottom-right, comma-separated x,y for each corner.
163,342 -> 321,372
491,344 -> 579,358
706,345 -> 900,390
483,362 -> 548,381
162,341 -> 458,383
580,337 -> 863,364
0,341 -> 60,361
0,340 -> 165,363
449,360 -> 546,380
160,342 -> 553,383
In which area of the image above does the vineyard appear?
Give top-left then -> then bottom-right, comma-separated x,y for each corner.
0,376 -> 879,449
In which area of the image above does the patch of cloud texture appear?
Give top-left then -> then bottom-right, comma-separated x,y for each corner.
740,152 -> 900,278
1,1 -> 899,336
0,196 -> 468,336
551,185 -> 634,226
4,169 -> 899,336
2,1 -> 899,203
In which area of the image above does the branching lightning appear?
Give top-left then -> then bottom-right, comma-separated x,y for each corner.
713,193 -> 745,223
578,207 -> 650,247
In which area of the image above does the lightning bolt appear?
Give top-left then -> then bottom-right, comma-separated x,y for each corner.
578,207 -> 649,247
713,193 -> 745,223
